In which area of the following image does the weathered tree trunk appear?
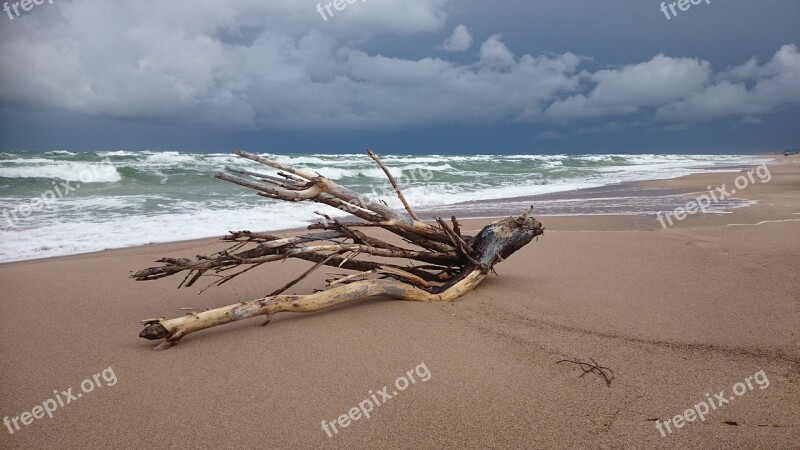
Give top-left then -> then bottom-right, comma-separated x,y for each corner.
135,150 -> 543,349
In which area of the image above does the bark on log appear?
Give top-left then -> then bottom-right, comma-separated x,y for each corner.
134,150 -> 544,349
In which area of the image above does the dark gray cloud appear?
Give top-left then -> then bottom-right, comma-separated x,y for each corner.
0,0 -> 797,152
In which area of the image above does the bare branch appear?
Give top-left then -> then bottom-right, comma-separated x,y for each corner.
367,149 -> 421,221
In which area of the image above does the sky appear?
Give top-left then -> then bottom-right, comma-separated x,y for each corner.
0,0 -> 798,154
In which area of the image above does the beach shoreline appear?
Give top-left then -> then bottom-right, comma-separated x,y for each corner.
0,155 -> 798,448
0,153 -> 783,266
0,152 -> 775,264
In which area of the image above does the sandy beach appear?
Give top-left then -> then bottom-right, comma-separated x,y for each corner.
1,155 -> 798,449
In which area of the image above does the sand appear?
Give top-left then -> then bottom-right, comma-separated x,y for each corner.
1,155 -> 798,449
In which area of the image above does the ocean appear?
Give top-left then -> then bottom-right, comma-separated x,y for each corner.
0,151 -> 770,262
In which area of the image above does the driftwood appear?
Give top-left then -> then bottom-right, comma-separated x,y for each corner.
134,150 -> 544,349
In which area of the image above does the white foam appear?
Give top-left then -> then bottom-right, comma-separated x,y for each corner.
0,200 -> 349,262
95,150 -> 143,157
143,151 -> 198,164
315,165 -> 451,180
399,181 -> 602,209
44,150 -> 76,156
1,158 -> 61,164
0,161 -> 122,183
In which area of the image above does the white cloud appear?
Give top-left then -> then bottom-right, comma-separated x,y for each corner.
655,44 -> 800,121
0,1 -> 797,132
439,24 -> 472,52
478,34 -> 515,68
0,4 -> 582,129
545,44 -> 800,124
546,55 -> 711,119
